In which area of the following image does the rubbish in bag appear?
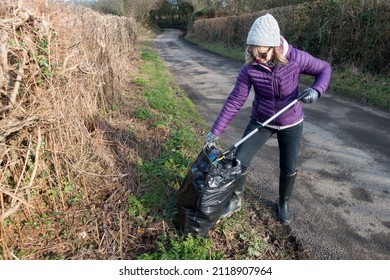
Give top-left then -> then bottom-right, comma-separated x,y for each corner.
176,146 -> 243,237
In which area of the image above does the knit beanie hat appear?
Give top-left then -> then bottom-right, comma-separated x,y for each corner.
246,13 -> 280,47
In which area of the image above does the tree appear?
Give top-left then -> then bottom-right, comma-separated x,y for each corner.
151,0 -> 194,26
95,0 -> 159,21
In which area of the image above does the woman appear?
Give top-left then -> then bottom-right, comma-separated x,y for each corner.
205,13 -> 331,224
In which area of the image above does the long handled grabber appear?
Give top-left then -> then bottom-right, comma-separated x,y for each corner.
217,90 -> 310,161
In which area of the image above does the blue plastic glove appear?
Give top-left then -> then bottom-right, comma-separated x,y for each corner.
205,132 -> 218,148
301,88 -> 319,104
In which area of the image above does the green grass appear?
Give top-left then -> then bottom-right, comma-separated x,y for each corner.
330,68 -> 389,110
185,36 -> 390,111
137,233 -> 221,260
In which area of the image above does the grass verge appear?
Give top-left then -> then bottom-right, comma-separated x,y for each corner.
129,44 -> 215,259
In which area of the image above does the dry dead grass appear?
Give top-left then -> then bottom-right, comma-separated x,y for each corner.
0,0 -> 163,259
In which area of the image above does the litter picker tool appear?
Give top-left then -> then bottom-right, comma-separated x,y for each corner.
218,90 -> 311,161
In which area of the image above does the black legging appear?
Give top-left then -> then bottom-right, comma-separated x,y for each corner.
235,118 -> 303,176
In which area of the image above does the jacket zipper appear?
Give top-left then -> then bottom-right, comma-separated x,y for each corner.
272,71 -> 281,125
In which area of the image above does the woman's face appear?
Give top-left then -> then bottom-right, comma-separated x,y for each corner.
255,46 -> 274,63
249,46 -> 274,63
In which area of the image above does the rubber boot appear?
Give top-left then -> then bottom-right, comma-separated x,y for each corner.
277,171 -> 297,225
219,172 -> 246,219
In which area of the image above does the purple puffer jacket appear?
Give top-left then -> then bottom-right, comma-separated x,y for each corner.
211,44 -> 331,136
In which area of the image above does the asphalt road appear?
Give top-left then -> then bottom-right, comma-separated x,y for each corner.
153,28 -> 390,260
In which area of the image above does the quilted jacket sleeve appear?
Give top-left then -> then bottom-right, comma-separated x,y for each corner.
294,48 -> 332,96
211,65 -> 252,136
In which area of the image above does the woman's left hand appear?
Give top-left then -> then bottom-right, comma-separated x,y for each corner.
301,88 -> 319,103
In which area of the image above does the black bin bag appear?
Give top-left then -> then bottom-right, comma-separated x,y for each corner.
176,146 -> 243,237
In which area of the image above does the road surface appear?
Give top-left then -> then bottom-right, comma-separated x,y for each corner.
154,28 -> 390,260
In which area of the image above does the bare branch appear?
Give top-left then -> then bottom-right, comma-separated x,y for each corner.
8,49 -> 28,105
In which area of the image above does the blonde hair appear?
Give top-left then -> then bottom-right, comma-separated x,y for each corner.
245,45 -> 288,66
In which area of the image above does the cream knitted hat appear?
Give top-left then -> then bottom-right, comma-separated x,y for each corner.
246,13 -> 280,46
